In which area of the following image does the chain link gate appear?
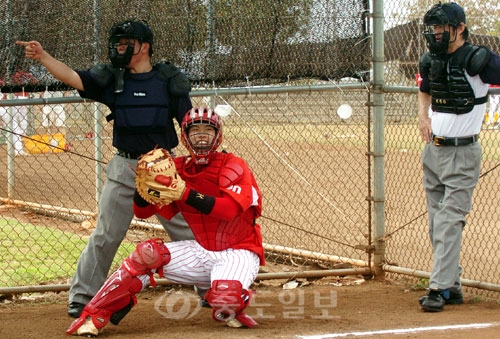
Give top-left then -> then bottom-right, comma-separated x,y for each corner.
1,0 -> 500,302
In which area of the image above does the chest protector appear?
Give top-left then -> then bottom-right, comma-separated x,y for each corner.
428,44 -> 488,114
90,62 -> 190,153
175,153 -> 259,252
116,72 -> 169,124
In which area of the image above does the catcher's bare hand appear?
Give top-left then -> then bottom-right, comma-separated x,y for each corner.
135,148 -> 186,206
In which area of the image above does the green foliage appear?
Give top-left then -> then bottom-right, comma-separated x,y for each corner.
0,218 -> 135,288
471,296 -> 482,303
412,277 -> 429,290
398,0 -> 500,37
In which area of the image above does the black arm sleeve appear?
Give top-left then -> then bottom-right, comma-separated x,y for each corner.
184,189 -> 216,215
133,190 -> 150,207
479,52 -> 500,85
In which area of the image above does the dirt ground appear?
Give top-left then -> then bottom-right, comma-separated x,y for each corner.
1,121 -> 500,338
1,147 -> 500,339
1,278 -> 500,339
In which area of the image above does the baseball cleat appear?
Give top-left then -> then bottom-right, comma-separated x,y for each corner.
215,310 -> 258,328
224,312 -> 259,328
226,318 -> 244,328
234,311 -> 258,327
76,317 -> 100,337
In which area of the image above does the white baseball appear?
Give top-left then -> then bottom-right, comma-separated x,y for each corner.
214,104 -> 232,117
337,104 -> 353,119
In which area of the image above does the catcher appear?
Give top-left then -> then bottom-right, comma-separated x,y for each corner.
67,107 -> 265,337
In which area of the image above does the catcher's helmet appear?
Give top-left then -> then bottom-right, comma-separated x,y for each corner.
108,20 -> 153,68
181,107 -> 223,165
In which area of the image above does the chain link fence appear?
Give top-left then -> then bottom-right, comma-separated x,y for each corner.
1,0 -> 500,301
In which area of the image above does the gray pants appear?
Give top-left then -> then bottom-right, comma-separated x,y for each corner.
422,141 -> 481,292
69,155 -> 195,304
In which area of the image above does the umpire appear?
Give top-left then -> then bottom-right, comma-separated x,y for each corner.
417,2 -> 500,312
16,20 -> 197,317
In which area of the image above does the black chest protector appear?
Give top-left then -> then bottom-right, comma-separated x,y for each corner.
113,72 -> 169,135
425,44 -> 489,114
89,62 -> 190,153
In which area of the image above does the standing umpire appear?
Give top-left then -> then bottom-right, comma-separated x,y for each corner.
417,2 -> 500,312
16,20 -> 197,317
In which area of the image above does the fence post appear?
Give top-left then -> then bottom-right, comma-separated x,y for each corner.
371,0 -> 386,279
94,102 -> 104,204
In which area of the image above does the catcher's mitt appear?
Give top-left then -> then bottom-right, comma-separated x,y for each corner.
135,148 -> 186,206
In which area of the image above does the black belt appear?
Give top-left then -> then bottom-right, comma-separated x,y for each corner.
116,149 -> 142,159
431,134 -> 479,147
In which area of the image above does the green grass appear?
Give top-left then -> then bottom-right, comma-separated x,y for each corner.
412,278 -> 429,291
0,218 -> 136,287
471,296 -> 482,303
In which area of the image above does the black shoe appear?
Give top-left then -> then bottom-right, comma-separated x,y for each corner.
67,302 -> 85,318
420,290 -> 446,312
200,298 -> 211,308
418,290 -> 463,306
445,291 -> 464,305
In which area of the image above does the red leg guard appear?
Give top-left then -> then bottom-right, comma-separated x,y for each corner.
66,267 -> 142,335
66,238 -> 171,335
124,238 -> 171,285
205,280 -> 258,328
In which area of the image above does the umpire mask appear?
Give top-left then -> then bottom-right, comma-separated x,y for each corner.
108,20 -> 153,69
423,2 -> 466,57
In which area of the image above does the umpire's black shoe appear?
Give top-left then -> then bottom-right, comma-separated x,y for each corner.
67,302 -> 85,318
420,289 -> 450,312
418,290 -> 463,306
200,298 -> 211,308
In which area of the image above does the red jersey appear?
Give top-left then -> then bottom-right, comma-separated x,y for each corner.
134,152 -> 265,265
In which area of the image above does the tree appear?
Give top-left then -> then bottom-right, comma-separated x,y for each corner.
388,0 -> 500,36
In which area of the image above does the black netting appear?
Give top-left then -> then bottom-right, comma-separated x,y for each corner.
1,0 -> 370,93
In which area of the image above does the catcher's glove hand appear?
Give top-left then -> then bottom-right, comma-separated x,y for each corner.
135,148 -> 186,206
